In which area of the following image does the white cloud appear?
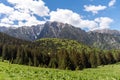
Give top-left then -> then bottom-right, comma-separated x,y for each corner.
80,20 -> 98,29
49,9 -> 113,30
0,0 -> 49,27
50,9 -> 82,27
108,0 -> 116,7
7,0 -> 49,16
18,16 -> 45,27
94,17 -> 113,30
0,3 -> 14,15
84,5 -> 107,14
0,0 -> 113,30
1,18 -> 13,24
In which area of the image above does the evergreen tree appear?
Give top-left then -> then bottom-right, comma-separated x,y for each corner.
89,52 -> 97,68
81,51 -> 91,68
97,53 -> 103,66
106,52 -> 116,64
2,45 -> 7,61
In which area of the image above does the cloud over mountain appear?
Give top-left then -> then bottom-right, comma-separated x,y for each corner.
49,9 -> 82,28
49,9 -> 113,30
0,0 -> 115,30
0,0 -> 49,27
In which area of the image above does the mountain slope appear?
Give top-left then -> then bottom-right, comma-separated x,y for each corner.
0,21 -> 120,50
0,32 -> 30,45
5,24 -> 44,41
88,31 -> 120,49
93,29 -> 120,36
38,21 -> 91,44
2,21 -> 91,45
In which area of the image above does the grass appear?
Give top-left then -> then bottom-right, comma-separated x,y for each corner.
0,61 -> 120,80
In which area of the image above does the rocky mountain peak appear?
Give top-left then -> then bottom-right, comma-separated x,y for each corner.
0,22 -> 120,50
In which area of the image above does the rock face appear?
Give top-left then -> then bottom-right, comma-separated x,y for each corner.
93,29 -> 120,36
0,26 -> 10,32
0,21 -> 90,44
38,21 -> 91,44
4,24 -> 44,41
0,21 -> 120,50
88,31 -> 120,49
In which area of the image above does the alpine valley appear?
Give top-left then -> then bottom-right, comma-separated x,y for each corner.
0,21 -> 120,50
0,21 -> 120,73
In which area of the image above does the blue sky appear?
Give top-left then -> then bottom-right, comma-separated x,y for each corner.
0,0 -> 119,31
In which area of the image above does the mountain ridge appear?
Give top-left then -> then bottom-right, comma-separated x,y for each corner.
0,21 -> 120,50
92,29 -> 120,36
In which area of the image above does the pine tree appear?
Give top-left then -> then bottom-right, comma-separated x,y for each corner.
2,45 -> 7,62
106,52 -> 116,64
89,52 -> 97,68
97,53 -> 103,66
76,53 -> 84,70
0,44 -> 3,57
81,51 -> 91,68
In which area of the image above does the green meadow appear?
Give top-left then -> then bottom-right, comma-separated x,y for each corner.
0,61 -> 120,80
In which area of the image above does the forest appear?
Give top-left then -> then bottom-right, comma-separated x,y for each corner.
0,34 -> 120,70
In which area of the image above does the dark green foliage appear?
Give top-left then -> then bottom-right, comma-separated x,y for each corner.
57,50 -> 69,69
106,52 -> 116,64
2,45 -> 7,61
89,52 -> 97,68
73,52 -> 84,70
0,36 -> 120,70
80,51 -> 91,68
48,53 -> 58,68
0,32 -> 31,45
0,44 -> 3,56
97,53 -> 103,66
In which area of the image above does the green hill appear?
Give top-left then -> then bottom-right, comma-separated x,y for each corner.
0,38 -> 120,70
35,38 -> 90,53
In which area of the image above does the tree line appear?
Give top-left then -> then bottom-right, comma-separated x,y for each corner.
0,43 -> 120,70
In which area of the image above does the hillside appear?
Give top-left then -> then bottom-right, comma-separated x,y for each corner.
88,32 -> 120,49
0,37 -> 119,70
38,22 -> 90,45
5,25 -> 44,41
34,38 -> 89,53
93,29 -> 120,36
0,25 -> 120,70
1,21 -> 120,50
0,32 -> 30,45
0,61 -> 120,80
2,21 -> 90,45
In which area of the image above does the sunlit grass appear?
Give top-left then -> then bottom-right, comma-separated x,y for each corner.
0,61 -> 120,80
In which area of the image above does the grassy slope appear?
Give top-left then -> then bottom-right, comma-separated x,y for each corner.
0,61 -> 120,80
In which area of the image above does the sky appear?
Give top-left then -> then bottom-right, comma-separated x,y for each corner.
0,0 -> 120,31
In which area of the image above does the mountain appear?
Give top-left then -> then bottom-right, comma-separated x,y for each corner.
38,21 -> 91,44
1,21 -> 91,45
0,26 -> 17,32
0,26 -> 9,32
0,32 -> 30,45
5,24 -> 44,41
93,29 -> 120,36
88,32 -> 120,49
89,29 -> 120,49
0,21 -> 120,50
